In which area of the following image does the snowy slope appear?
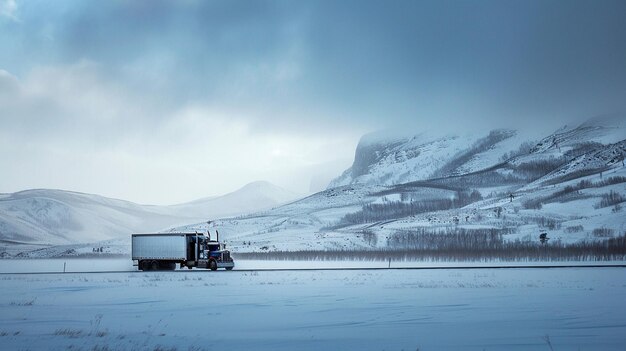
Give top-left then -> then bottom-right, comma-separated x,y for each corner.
328,128 -> 546,188
0,181 -> 301,254
171,184 -> 383,252
0,189 -> 191,246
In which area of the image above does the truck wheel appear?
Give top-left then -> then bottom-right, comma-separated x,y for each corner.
150,260 -> 159,271
209,260 -> 217,271
226,267 -> 233,271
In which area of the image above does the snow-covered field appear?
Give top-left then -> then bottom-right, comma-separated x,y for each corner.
1,263 -> 625,350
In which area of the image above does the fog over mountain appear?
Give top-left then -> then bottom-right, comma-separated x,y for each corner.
1,0 -> 626,204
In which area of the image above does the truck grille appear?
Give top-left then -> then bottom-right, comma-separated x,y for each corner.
223,251 -> 231,262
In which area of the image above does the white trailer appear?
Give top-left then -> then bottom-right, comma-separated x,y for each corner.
132,234 -> 187,261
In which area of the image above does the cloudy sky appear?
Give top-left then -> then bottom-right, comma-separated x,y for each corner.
1,0 -> 625,204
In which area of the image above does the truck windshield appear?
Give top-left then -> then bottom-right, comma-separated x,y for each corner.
208,244 -> 220,252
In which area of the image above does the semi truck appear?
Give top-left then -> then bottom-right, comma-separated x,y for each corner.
131,232 -> 235,271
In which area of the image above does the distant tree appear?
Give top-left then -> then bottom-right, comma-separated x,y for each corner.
494,207 -> 503,218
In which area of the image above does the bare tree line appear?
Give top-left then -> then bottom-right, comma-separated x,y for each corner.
236,234 -> 626,262
432,130 -> 515,178
512,157 -> 567,181
337,189 -> 483,226
524,176 -> 626,209
387,228 -> 513,250
596,191 -> 625,209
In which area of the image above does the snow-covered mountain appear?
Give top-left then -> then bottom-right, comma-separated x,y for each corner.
329,115 -> 624,189
0,189 -> 191,246
169,116 -> 626,254
0,181 -> 301,255
328,128 -> 538,188
6,116 -> 625,258
169,181 -> 300,218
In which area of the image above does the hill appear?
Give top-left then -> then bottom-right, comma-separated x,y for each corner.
0,181 -> 300,256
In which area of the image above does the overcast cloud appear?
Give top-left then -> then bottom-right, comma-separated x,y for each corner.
1,0 -> 625,204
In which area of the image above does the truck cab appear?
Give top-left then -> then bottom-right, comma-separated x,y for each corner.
198,239 -> 234,271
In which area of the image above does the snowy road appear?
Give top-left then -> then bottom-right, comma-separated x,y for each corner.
2,258 -> 625,273
1,267 -> 625,350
